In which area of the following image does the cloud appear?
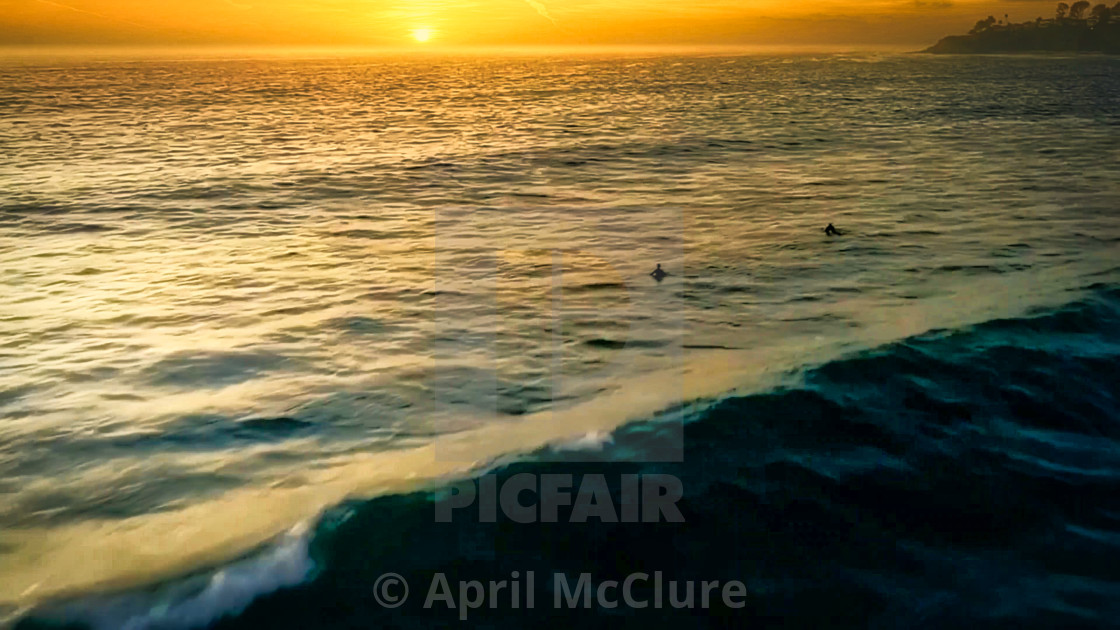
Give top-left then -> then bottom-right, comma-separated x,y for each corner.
524,0 -> 558,25
31,0 -> 146,28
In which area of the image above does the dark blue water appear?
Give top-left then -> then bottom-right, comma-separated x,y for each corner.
19,283 -> 1120,629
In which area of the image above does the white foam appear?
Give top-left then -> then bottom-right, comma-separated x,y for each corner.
553,431 -> 614,452
35,523 -> 314,630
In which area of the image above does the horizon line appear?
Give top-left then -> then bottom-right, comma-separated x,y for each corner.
0,42 -> 924,59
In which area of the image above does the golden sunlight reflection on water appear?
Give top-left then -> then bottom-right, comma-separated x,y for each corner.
1,52 -> 1119,609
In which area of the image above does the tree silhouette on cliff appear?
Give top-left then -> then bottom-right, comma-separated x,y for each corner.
926,1 -> 1120,53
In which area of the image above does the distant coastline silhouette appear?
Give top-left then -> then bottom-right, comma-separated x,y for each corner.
925,2 -> 1120,54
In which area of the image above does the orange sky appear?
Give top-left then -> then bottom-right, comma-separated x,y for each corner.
0,0 -> 1070,48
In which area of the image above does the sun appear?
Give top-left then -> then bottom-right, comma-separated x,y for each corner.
411,28 -> 433,43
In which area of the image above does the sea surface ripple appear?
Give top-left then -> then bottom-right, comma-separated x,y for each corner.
1,52 -> 1118,622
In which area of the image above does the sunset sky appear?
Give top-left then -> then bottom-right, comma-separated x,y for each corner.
0,0 -> 1072,49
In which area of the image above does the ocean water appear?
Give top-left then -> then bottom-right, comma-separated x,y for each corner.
1,52 -> 1119,628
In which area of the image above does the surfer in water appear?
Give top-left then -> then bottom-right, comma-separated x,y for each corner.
650,264 -> 669,281
824,223 -> 842,236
